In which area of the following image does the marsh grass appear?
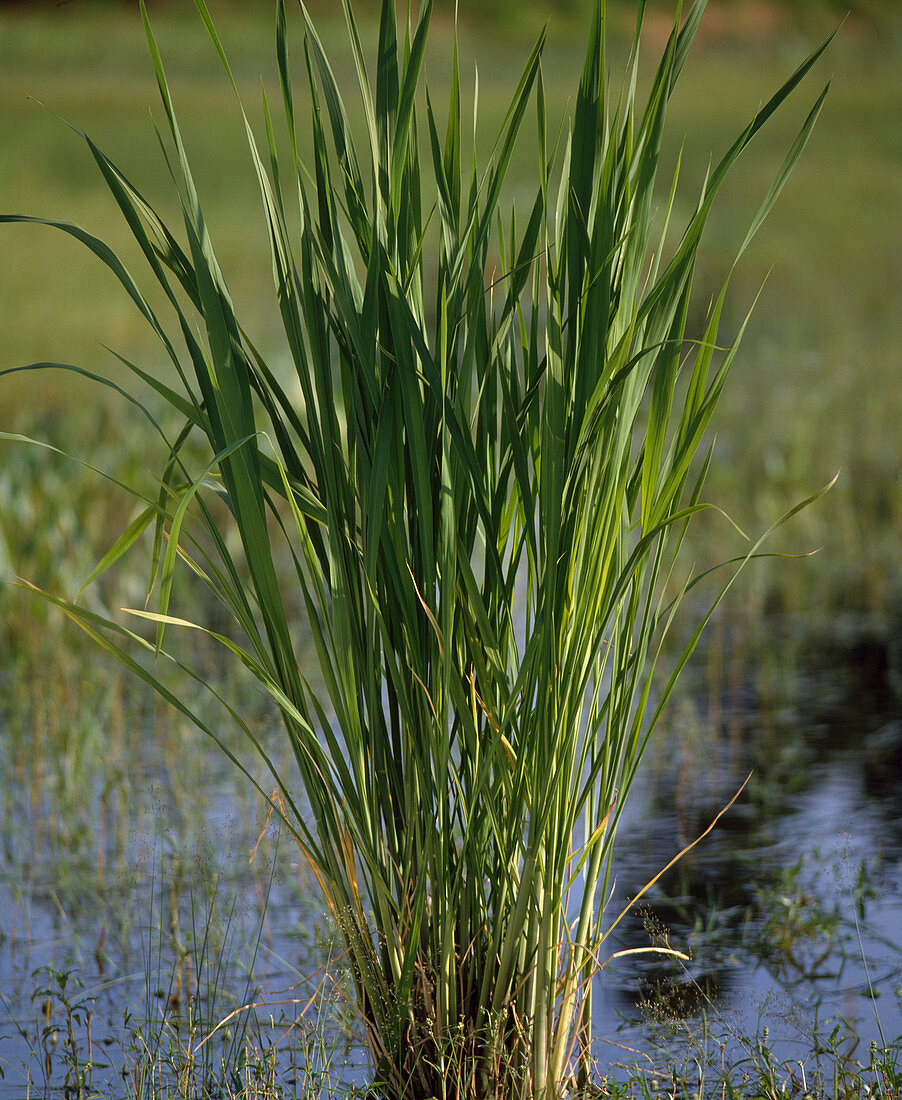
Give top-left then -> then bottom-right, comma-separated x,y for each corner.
6,837 -> 899,1099
600,1025 -> 902,1099
6,868 -> 350,1100
599,869 -> 902,1098
4,6 -> 898,625
0,0 -> 836,1094
9,947 -> 901,1100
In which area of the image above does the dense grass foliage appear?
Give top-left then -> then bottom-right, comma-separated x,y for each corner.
2,0 -> 834,1095
4,1 -> 897,619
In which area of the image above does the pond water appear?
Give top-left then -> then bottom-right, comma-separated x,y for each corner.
598,615 -> 902,1081
1,614 -> 900,1095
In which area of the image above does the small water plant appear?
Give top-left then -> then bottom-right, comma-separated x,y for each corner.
1,0 -> 833,1095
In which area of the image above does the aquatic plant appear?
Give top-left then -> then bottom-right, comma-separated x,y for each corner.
1,0 -> 832,1094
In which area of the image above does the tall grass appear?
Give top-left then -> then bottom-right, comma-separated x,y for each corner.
1,0 -> 832,1094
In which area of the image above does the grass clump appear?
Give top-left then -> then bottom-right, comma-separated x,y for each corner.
1,0 -> 833,1095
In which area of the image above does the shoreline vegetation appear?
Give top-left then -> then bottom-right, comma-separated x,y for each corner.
2,0 -> 900,1096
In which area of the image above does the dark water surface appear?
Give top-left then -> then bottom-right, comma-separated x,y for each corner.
595,614 -> 902,1086
1,616 -> 900,1095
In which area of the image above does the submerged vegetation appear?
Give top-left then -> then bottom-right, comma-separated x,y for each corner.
4,0 -> 900,1096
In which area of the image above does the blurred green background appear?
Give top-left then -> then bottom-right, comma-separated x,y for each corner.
2,0 -> 900,628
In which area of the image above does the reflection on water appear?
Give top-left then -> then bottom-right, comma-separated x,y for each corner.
599,614 -> 902,1072
1,616 -> 900,1093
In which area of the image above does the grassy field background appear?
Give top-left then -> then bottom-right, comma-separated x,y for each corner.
2,0 -> 900,620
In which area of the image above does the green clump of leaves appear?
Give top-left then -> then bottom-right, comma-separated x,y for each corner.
2,0 -> 833,1094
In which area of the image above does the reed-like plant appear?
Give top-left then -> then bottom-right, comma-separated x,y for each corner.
2,0 -> 833,1095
